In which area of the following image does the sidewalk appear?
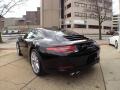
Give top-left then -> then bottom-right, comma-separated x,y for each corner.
0,42 -> 16,50
96,40 -> 109,45
100,45 -> 120,90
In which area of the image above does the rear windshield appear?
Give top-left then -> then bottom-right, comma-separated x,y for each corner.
39,29 -> 79,38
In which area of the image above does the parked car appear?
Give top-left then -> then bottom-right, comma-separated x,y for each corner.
16,28 -> 100,76
2,31 -> 7,34
106,30 -> 116,35
108,32 -> 119,49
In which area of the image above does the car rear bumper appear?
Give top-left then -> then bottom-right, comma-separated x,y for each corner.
41,51 -> 100,73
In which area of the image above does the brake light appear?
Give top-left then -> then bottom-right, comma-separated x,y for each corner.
46,45 -> 78,54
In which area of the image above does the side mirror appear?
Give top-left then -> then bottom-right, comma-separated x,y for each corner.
18,36 -> 23,41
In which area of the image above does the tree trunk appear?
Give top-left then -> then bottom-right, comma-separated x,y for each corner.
99,22 -> 102,40
0,32 -> 3,43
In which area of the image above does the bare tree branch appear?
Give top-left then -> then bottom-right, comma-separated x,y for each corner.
0,0 -> 27,16
83,0 -> 112,40
0,0 -> 27,43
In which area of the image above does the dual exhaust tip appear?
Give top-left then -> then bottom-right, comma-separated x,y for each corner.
70,71 -> 81,76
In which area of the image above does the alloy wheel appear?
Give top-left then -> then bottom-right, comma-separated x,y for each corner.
31,51 -> 40,74
16,43 -> 20,55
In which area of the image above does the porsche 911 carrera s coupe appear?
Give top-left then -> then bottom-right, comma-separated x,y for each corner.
16,28 -> 100,76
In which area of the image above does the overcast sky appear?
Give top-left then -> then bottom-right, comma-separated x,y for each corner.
113,0 -> 119,15
5,0 -> 40,18
5,0 -> 120,18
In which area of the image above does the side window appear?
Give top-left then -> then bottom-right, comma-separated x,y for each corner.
35,30 -> 44,39
25,31 -> 44,39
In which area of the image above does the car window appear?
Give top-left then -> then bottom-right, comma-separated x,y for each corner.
26,31 -> 44,39
26,32 -> 36,39
34,30 -> 44,38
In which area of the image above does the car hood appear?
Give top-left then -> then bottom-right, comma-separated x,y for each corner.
109,35 -> 119,41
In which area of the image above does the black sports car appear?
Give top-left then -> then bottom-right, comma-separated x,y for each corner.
16,28 -> 100,76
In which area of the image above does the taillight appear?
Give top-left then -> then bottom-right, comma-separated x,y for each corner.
46,45 -> 78,54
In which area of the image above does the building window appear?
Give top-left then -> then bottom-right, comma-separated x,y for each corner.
104,26 -> 111,30
74,2 -> 87,8
113,24 -> 117,25
74,2 -> 79,7
113,27 -> 118,30
74,12 -> 79,17
89,13 -> 98,19
74,12 -> 87,18
113,18 -> 118,20
88,25 -> 100,29
67,24 -> 71,28
67,13 -> 71,18
113,15 -> 118,17
105,17 -> 112,21
61,25 -> 64,29
67,3 -> 71,9
74,24 -> 86,28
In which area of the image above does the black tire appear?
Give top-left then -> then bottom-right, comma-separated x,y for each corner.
16,43 -> 22,56
30,49 -> 45,76
115,41 -> 118,49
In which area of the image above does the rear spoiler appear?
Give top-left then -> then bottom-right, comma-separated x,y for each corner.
64,40 -> 87,45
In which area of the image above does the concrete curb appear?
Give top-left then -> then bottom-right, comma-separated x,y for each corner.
0,48 -> 16,50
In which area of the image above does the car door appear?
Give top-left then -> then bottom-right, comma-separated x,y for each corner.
19,32 -> 35,57
18,34 -> 28,56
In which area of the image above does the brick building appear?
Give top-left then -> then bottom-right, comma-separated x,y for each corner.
40,0 -> 112,34
23,7 -> 40,25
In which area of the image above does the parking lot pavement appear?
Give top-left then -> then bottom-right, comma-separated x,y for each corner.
22,64 -> 105,90
0,50 -> 37,90
0,50 -> 105,90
